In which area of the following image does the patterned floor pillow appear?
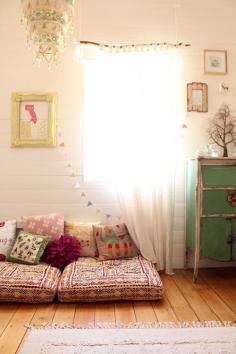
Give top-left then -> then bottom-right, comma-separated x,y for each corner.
58,255 -> 164,302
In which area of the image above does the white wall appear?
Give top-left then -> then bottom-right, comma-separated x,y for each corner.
1,0 -> 236,268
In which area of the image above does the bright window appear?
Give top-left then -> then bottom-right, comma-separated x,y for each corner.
83,50 -> 181,182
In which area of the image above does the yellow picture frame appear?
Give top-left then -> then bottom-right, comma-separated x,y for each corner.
11,92 -> 57,147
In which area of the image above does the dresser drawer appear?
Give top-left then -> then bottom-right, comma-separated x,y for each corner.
202,190 -> 236,215
202,165 -> 236,187
200,218 -> 231,261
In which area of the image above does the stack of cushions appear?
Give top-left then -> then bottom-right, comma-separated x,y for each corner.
0,213 -> 65,303
58,222 -> 163,302
0,216 -> 164,303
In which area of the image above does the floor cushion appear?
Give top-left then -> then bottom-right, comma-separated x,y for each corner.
58,255 -> 164,302
0,262 -> 61,303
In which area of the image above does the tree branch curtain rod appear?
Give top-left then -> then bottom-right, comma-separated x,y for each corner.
78,40 -> 191,51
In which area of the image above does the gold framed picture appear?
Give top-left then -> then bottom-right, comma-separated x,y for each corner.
187,82 -> 208,112
203,49 -> 227,75
11,92 -> 57,147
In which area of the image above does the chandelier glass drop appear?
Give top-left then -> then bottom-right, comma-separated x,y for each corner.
21,0 -> 75,65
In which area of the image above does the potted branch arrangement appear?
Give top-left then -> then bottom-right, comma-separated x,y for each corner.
208,104 -> 236,157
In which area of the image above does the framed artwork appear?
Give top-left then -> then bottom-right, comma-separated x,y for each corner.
203,49 -> 227,75
187,82 -> 208,112
11,92 -> 57,147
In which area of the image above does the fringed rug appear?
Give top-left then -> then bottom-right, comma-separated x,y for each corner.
19,322 -> 236,354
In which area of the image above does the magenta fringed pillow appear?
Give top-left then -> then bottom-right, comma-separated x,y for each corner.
42,235 -> 80,269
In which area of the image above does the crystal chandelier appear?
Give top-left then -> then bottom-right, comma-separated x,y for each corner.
21,0 -> 75,65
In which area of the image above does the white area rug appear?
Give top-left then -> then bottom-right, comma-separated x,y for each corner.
19,324 -> 236,354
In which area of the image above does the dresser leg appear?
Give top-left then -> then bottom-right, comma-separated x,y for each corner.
184,248 -> 189,269
193,270 -> 198,283
193,246 -> 200,282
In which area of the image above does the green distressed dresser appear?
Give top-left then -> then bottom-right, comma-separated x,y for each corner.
186,157 -> 236,282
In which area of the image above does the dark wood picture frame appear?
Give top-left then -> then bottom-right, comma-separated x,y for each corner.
187,82 -> 208,112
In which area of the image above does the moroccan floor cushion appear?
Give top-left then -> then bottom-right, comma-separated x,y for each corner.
58,255 -> 164,302
0,262 -> 61,303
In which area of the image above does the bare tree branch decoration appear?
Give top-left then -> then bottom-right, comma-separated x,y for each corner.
208,104 -> 236,157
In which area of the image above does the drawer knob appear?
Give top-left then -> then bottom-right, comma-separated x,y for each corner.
227,234 -> 236,244
227,192 -> 236,207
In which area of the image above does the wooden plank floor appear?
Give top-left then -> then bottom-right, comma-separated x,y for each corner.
0,268 -> 236,354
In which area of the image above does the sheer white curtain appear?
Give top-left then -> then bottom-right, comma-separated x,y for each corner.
84,50 -> 181,273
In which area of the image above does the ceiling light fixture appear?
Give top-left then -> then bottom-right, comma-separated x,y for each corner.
21,0 -> 75,66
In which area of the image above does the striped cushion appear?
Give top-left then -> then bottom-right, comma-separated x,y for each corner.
58,255 -> 164,302
0,262 -> 61,303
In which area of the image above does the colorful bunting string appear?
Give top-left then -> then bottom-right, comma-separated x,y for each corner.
57,127 -> 122,221
74,181 -> 81,189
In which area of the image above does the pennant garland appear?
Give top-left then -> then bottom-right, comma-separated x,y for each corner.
57,127 -> 122,221
74,181 -> 81,189
80,193 -> 121,220
57,129 -> 81,182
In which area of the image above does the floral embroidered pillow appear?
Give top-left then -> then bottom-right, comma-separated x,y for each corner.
0,220 -> 17,261
65,222 -> 98,257
7,231 -> 49,265
93,223 -> 138,260
22,212 -> 64,241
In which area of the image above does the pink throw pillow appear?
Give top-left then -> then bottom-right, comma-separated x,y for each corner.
93,223 -> 138,260
23,212 -> 64,241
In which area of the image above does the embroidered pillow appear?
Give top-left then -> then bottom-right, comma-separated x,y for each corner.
93,223 -> 138,260
42,234 -> 80,269
22,212 -> 64,241
65,222 -> 98,257
7,231 -> 49,265
0,220 -> 17,261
